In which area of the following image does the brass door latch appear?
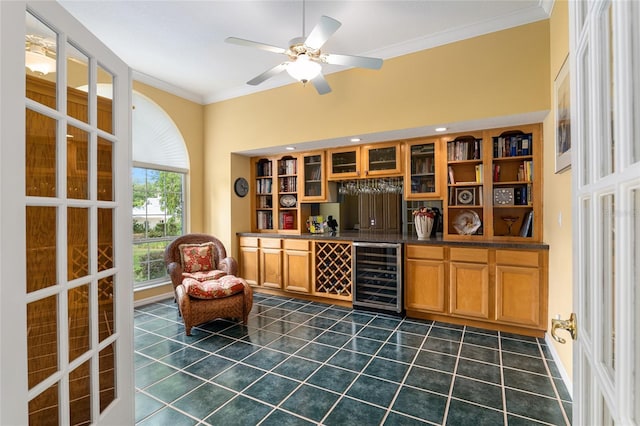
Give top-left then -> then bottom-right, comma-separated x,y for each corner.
551,313 -> 577,344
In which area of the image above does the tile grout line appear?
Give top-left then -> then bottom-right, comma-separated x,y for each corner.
498,331 -> 508,426
379,318 -> 437,425
536,338 -> 572,426
316,311 -> 395,425
440,325 -> 466,425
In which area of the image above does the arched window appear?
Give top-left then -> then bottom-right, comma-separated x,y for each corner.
130,91 -> 189,289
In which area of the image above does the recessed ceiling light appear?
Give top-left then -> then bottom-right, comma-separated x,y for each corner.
285,146 -> 295,151
350,138 -> 361,143
435,127 -> 447,132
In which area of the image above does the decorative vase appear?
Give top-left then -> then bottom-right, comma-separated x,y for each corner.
414,215 -> 434,240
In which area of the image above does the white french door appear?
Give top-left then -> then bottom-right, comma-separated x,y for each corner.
0,1 -> 133,424
571,0 -> 640,424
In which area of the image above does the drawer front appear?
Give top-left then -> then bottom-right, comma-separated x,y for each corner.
239,236 -> 258,247
449,247 -> 488,263
496,250 -> 539,267
406,245 -> 444,260
284,239 -> 310,251
260,238 -> 282,249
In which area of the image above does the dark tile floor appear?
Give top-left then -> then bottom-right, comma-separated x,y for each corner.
135,293 -> 572,425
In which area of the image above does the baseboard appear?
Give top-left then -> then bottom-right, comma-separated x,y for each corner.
544,332 -> 573,399
134,291 -> 174,308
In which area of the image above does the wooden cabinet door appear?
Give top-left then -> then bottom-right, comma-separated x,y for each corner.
495,265 -> 540,327
405,259 -> 446,312
405,138 -> 442,199
284,249 -> 311,293
449,262 -> 490,319
239,246 -> 259,286
362,141 -> 402,177
300,151 -> 326,202
328,146 -> 361,179
260,248 -> 282,289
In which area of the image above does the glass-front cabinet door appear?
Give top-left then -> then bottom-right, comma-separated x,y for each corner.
328,146 -> 361,179
300,151 -> 326,201
405,138 -> 441,199
362,141 -> 402,177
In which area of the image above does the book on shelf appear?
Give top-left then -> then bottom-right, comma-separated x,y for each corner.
493,134 -> 532,158
475,164 -> 483,183
447,139 -> 482,161
257,211 -> 273,230
279,158 -> 297,175
519,211 -> 534,237
256,178 -> 272,194
448,166 -> 455,184
493,164 -> 500,182
257,161 -> 272,177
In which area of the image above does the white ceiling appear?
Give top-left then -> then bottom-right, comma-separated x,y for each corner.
57,0 -> 552,105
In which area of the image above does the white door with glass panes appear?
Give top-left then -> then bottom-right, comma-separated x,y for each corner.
0,1 -> 133,424
570,0 -> 640,424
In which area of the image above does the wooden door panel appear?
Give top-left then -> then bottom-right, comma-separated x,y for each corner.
284,250 -> 311,293
405,259 -> 445,312
449,262 -> 489,319
496,265 -> 540,327
260,248 -> 282,289
239,246 -> 259,286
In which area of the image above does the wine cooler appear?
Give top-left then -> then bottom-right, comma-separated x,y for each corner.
352,242 -> 403,314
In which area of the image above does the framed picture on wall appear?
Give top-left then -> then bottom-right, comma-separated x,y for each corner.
554,55 -> 571,173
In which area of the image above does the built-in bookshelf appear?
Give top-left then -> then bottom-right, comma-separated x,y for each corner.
445,133 -> 485,238
254,158 -> 274,230
442,124 -> 542,241
277,156 -> 298,231
490,126 -> 538,239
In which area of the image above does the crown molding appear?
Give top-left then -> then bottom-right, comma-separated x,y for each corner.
132,70 -> 205,105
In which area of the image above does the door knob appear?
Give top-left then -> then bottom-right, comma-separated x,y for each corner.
551,313 -> 577,344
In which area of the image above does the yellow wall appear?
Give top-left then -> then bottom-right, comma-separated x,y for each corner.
205,20 -> 550,253
543,0 -> 573,380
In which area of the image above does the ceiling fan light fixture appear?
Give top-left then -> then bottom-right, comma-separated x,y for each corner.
286,54 -> 321,83
24,46 -> 56,75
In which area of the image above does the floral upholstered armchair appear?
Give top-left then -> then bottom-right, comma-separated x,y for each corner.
164,234 -> 252,335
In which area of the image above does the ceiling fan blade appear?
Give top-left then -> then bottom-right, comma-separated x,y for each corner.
225,37 -> 286,54
305,15 -> 341,50
311,73 -> 331,95
324,53 -> 383,70
247,62 -> 289,86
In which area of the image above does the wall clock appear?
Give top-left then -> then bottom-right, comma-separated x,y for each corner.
234,177 -> 249,197
493,187 -> 514,205
456,189 -> 474,205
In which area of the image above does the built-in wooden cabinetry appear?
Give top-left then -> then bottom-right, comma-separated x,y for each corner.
405,243 -> 548,337
249,123 -> 542,242
405,245 -> 446,312
444,124 -> 542,242
327,141 -> 402,180
251,155 -> 311,233
283,239 -> 312,293
259,238 -> 283,289
239,236 -> 352,305
300,151 -> 327,202
405,137 -> 442,199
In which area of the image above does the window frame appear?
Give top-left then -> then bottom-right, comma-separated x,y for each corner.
132,164 -> 187,289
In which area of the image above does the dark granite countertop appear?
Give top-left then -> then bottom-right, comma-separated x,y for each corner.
237,231 -> 549,250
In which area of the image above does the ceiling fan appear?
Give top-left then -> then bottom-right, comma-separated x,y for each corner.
225,5 -> 383,95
